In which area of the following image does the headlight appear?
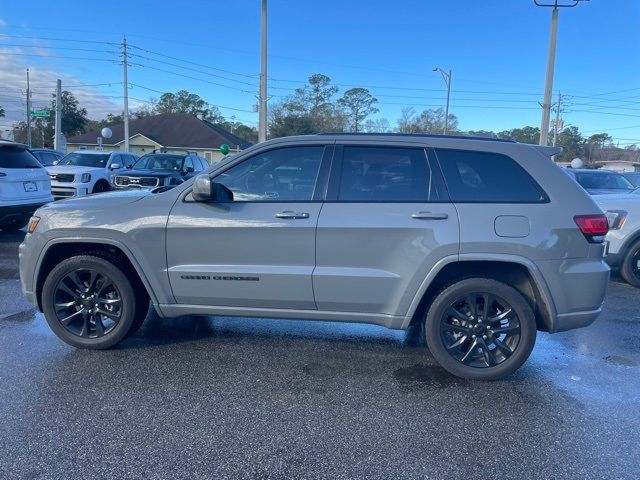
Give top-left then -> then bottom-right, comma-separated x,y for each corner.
605,210 -> 627,230
80,173 -> 91,183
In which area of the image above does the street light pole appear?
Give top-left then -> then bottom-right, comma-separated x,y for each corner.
258,0 -> 268,143
535,0 -> 589,146
122,35 -> 130,152
433,67 -> 452,135
26,69 -> 31,147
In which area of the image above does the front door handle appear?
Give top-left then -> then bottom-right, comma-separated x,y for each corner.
411,211 -> 449,220
275,211 -> 310,219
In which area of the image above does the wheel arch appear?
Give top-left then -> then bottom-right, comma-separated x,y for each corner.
35,238 -> 158,312
404,255 -> 557,333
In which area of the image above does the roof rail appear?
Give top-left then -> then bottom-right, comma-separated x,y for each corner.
315,132 -> 516,143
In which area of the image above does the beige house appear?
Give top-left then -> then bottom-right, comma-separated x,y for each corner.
67,112 -> 252,163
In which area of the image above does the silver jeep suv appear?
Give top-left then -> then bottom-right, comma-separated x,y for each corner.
19,134 -> 610,379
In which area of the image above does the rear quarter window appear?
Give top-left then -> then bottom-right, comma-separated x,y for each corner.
434,148 -> 547,203
0,146 -> 43,169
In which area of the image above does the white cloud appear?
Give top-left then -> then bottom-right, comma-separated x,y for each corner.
0,49 -> 122,126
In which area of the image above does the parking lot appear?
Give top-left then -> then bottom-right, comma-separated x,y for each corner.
1,231 -> 639,479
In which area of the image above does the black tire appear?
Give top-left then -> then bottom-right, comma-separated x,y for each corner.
424,278 -> 537,380
620,239 -> 640,288
41,255 -> 138,349
92,181 -> 111,194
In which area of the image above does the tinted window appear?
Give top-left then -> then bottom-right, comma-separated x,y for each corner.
194,157 -> 205,171
624,172 -> 640,187
0,146 -> 43,169
59,152 -> 111,168
338,146 -> 439,202
435,149 -> 546,202
574,171 -> 633,191
134,154 -> 184,171
184,157 -> 194,172
215,146 -> 323,201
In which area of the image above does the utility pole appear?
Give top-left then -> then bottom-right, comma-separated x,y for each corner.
552,91 -> 562,147
433,67 -> 452,135
26,69 -> 31,147
122,35 -> 130,152
535,0 -> 589,146
54,79 -> 62,152
258,0 -> 267,143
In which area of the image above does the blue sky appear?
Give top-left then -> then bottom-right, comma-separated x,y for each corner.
1,0 -> 639,144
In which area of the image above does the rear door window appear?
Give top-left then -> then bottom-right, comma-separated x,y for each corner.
434,148 -> 547,203
0,146 -> 43,168
336,146 -> 444,202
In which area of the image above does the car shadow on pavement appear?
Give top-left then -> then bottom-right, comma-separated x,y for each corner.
122,309 -> 424,351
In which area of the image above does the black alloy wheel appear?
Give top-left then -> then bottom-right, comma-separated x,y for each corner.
440,293 -> 520,368
42,254 -> 140,349
424,278 -> 537,380
52,269 -> 122,338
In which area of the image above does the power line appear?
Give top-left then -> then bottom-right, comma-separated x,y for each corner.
127,44 -> 257,79
129,62 -> 254,94
127,52 -> 257,87
0,34 -> 119,46
0,52 -> 119,63
0,43 -> 119,54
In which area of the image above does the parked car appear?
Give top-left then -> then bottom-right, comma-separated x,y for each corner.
46,150 -> 139,200
0,141 -> 53,231
19,134 -> 610,380
564,168 -> 636,195
594,193 -> 640,287
112,152 -> 207,190
30,148 -> 64,167
622,172 -> 640,187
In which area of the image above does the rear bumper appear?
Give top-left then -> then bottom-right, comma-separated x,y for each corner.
554,307 -> 602,332
536,256 -> 610,333
0,202 -> 49,225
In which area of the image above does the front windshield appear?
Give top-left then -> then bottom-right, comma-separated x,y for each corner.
575,171 -> 634,190
59,152 -> 111,168
133,154 -> 184,171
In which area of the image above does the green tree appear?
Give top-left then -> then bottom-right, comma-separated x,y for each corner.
497,126 -> 540,144
556,126 -> 585,162
155,90 -> 225,123
272,74 -> 346,135
338,88 -> 378,132
396,107 -> 458,134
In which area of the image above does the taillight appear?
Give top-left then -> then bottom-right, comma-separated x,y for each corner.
574,214 -> 609,243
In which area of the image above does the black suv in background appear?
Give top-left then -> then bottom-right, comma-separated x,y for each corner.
112,151 -> 208,190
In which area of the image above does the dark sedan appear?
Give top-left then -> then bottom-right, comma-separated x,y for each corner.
564,168 -> 636,195
112,152 -> 208,190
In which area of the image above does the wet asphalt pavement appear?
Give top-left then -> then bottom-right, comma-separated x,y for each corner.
1,232 -> 639,480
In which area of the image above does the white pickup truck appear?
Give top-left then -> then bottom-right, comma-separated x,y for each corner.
47,150 -> 138,200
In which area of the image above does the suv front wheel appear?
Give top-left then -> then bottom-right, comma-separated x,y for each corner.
42,255 -> 140,349
425,278 -> 537,380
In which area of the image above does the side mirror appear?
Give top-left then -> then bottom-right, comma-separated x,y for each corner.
192,174 -> 233,202
110,163 -> 121,170
184,166 -> 195,174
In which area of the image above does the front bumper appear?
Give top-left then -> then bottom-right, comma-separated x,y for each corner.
51,184 -> 90,200
0,202 -> 48,226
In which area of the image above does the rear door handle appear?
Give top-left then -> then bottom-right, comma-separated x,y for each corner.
275,211 -> 310,219
411,211 -> 449,220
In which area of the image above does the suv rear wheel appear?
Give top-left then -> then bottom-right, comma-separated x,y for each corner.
41,255 -> 139,349
620,239 -> 640,288
424,278 -> 536,380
